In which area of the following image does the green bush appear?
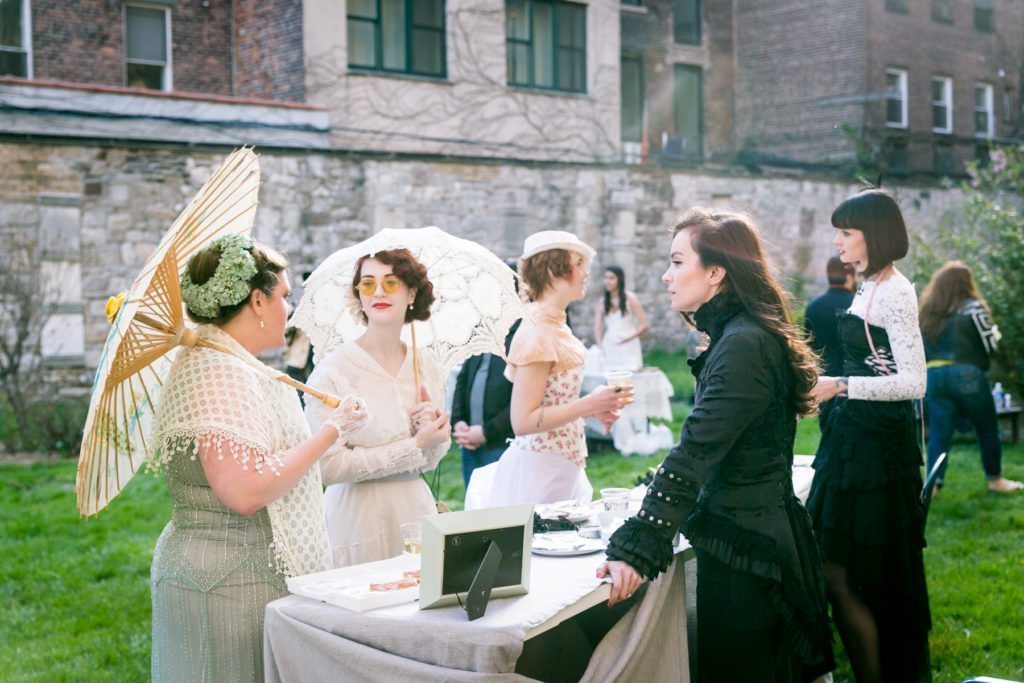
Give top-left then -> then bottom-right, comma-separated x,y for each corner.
0,397 -> 89,457
910,144 -> 1024,396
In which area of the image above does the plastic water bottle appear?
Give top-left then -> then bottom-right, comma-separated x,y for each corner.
1005,393 -> 1013,409
993,382 -> 1005,409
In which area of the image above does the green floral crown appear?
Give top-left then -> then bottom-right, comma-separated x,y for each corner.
180,234 -> 258,319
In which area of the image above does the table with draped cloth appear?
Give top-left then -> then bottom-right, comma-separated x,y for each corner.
263,459 -> 817,682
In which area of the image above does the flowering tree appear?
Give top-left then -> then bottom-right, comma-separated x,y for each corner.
912,145 -> 1024,395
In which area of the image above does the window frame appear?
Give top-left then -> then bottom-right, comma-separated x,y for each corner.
672,0 -> 701,45
931,0 -> 953,23
620,54 -> 644,144
931,75 -> 953,134
123,2 -> 172,91
885,68 -> 908,129
347,0 -> 448,79
974,82 -> 994,138
670,63 -> 703,162
506,0 -> 587,94
0,0 -> 32,79
974,0 -> 993,32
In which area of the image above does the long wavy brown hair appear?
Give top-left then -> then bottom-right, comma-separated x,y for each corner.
673,208 -> 820,416
919,260 -> 988,342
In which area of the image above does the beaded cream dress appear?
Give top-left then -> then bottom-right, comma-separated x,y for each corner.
149,325 -> 330,683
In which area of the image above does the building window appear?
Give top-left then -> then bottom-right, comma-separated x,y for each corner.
885,68 -> 907,128
672,0 -> 701,45
125,5 -> 171,90
974,0 -> 993,31
668,64 -> 702,161
621,55 -> 643,143
1003,86 -> 1014,123
886,0 -> 909,14
506,0 -> 586,93
886,136 -> 909,174
0,0 -> 30,78
931,0 -> 953,22
620,0 -> 642,5
934,141 -> 956,176
348,0 -> 446,78
974,83 -> 993,138
932,76 -> 952,133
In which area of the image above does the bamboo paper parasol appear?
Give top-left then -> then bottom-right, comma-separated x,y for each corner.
76,148 -> 338,517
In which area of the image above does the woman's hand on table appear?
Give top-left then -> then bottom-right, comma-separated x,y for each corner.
596,560 -> 644,607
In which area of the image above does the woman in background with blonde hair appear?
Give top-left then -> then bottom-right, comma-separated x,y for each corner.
919,260 -> 1022,493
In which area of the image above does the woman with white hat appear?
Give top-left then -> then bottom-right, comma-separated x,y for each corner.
475,230 -> 632,507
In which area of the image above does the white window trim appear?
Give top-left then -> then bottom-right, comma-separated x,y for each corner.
975,83 -> 994,138
0,0 -> 33,78
123,2 -> 173,92
932,75 -> 953,134
885,68 -> 908,129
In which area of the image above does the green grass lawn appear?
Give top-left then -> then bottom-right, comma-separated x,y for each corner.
2,349 -> 1023,680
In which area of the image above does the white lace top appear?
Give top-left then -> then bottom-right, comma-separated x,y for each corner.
845,270 -> 927,402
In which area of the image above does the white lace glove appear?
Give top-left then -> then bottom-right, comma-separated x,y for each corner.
322,394 -> 368,438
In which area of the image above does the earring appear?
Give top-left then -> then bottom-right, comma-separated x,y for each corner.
408,303 -> 414,310
259,319 -> 265,329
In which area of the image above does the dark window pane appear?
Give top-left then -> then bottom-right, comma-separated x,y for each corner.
126,6 -> 167,63
621,0 -> 642,5
672,65 -> 702,160
886,0 -> 908,12
557,48 -> 583,91
932,0 -> 952,21
0,49 -> 26,77
531,1 -> 553,87
0,0 -> 23,48
933,104 -> 948,130
974,111 -> 988,134
348,18 -> 378,67
507,0 -> 530,40
558,3 -> 584,49
348,0 -> 378,18
508,42 -> 529,84
126,62 -> 164,90
886,97 -> 903,125
381,0 -> 406,70
621,56 -> 643,142
411,27 -> 444,75
673,0 -> 701,44
413,0 -> 445,28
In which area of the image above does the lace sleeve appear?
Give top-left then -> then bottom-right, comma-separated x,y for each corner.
847,278 -> 926,401
304,358 -> 427,485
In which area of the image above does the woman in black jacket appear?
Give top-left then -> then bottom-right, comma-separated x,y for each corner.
598,209 -> 834,682
919,260 -> 1022,493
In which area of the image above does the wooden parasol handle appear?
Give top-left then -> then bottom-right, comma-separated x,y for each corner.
410,320 -> 422,399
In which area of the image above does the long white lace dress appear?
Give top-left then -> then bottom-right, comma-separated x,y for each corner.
149,325 -> 330,683
600,309 -> 643,372
305,342 -> 450,567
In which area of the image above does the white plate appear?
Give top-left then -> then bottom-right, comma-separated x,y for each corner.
531,532 -> 605,557
535,502 -> 594,525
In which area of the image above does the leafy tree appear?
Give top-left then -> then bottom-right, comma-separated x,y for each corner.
911,145 -> 1024,395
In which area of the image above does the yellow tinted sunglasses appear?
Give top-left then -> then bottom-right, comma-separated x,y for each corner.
356,275 -> 403,297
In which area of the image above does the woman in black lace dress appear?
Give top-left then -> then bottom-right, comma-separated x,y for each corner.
807,189 -> 930,682
598,209 -> 834,682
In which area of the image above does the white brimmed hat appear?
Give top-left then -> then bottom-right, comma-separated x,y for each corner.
520,230 -> 596,270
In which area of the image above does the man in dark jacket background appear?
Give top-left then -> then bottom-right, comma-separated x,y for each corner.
804,256 -> 856,377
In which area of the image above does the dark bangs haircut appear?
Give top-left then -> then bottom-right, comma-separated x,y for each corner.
830,189 -> 909,278
352,248 -> 435,324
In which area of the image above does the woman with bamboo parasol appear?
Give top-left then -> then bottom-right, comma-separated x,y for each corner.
304,248 -> 452,568
149,235 -> 367,683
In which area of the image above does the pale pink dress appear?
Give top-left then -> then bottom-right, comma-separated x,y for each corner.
472,302 -> 593,507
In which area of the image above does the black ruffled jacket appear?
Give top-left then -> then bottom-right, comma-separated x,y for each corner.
606,293 -> 833,678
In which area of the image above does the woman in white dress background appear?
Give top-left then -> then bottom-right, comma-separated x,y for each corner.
305,248 -> 451,567
473,231 -> 631,507
594,265 -> 648,372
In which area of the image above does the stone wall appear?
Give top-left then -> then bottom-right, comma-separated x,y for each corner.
0,141 -> 962,389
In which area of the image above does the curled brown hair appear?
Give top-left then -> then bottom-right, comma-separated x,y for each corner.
352,248 -> 435,323
673,208 -> 820,416
518,248 -> 573,301
919,260 -> 988,342
184,241 -> 288,326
